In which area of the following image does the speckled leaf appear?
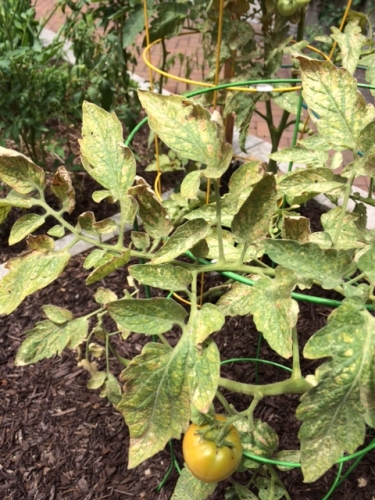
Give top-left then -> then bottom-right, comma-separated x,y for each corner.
130,179 -> 172,238
275,450 -> 300,471
282,216 -> 310,243
0,190 -> 34,209
184,204 -> 235,228
188,338 -> 220,413
297,300 -> 375,482
138,91 -> 232,175
26,235 -> 54,252
272,89 -> 301,114
192,304 -> 225,344
92,218 -> 118,235
117,340 -> 190,468
79,102 -> 136,201
0,206 -> 10,224
94,287 -> 117,304
129,263 -> 192,291
257,477 -> 285,500
237,419 -> 278,467
247,269 -> 298,358
216,282 -> 253,317
42,305 -> 73,324
131,231 -> 150,251
357,121 -> 375,157
99,373 -> 122,405
297,56 -> 375,150
83,249 -> 107,269
225,482 -> 258,499
92,190 -> 114,203
108,298 -> 187,335
87,370 -> 107,390
278,168 -> 344,204
270,147 -> 328,168
0,146 -> 45,193
180,170 -> 202,199
9,214 -> 46,245
0,251 -> 70,315
358,244 -> 375,283
152,219 -> 210,265
171,467 -> 216,500
321,207 -> 366,250
15,317 -> 88,365
264,240 -> 356,289
47,225 -> 65,238
232,174 -> 277,243
331,22 -> 367,75
51,166 -> 75,214
228,161 -> 264,195
86,250 -> 130,285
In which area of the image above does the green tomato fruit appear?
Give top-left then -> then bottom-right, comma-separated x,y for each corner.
277,0 -> 299,16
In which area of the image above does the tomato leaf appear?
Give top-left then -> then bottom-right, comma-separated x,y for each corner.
79,102 -> 136,202
152,219 -> 210,265
330,21 -> 367,75
129,263 -> 193,291
85,250 -> 130,285
117,340 -> 190,468
171,468 -> 216,500
297,56 -> 375,150
264,240 -> 356,289
216,282 -> 253,317
358,243 -> 375,283
107,298 -> 188,335
231,174 -> 277,243
0,251 -> 70,315
190,303 -> 225,344
297,299 -> 375,482
15,318 -> 88,365
42,304 -> 74,324
188,338 -> 220,413
247,268 -> 299,358
138,91 -> 232,176
9,214 -> 46,245
51,166 -> 75,214
0,146 -> 45,193
236,419 -> 278,470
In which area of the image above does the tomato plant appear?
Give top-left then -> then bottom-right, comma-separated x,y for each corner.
1,9 -> 375,500
182,415 -> 243,483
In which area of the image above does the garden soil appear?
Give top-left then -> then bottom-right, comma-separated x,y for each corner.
1,141 -> 375,499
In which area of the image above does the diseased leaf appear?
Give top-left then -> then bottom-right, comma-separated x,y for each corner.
180,170 -> 202,199
358,244 -> 375,283
47,225 -> 65,238
264,240 -> 356,289
87,370 -> 107,390
26,235 -> 55,252
79,102 -> 136,201
0,189 -> 34,209
297,56 -> 375,150
100,373 -> 122,405
108,298 -> 188,335
129,263 -> 192,291
190,304 -> 225,344
228,161 -> 264,195
282,216 -> 310,243
216,282 -> 253,317
131,231 -> 150,251
247,268 -> 298,358
236,419 -> 278,470
9,214 -> 46,245
0,146 -> 45,193
152,219 -> 210,265
15,318 -> 88,365
321,207 -> 366,250
297,300 -> 375,482
42,304 -> 74,324
232,174 -> 277,243
270,147 -> 328,168
171,467 -> 216,500
278,167 -> 345,204
51,166 -> 75,213
117,340 -> 190,468
0,251 -> 70,315
188,339 -> 220,413
94,287 -> 117,304
138,92 -> 232,175
86,251 -> 130,285
330,21 -> 367,75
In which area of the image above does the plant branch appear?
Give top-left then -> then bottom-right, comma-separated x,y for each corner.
218,375 -> 312,398
213,179 -> 225,264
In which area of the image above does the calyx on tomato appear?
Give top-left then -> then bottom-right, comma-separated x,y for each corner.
276,0 -> 298,16
182,414 -> 243,483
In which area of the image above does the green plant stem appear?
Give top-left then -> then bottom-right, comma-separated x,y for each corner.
218,375 -> 312,398
266,464 -> 291,500
213,179 -> 225,264
108,339 -> 130,367
345,272 -> 367,286
350,193 -> 375,207
291,326 -> 301,380
333,172 -> 356,246
215,389 -> 233,414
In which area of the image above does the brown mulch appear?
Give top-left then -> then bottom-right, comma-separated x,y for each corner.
1,138 -> 375,499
